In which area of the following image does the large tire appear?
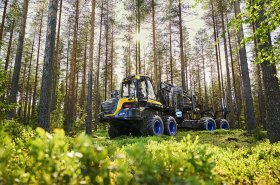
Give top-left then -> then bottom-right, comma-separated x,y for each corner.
141,113 -> 164,136
108,122 -> 128,139
163,116 -> 177,136
198,117 -> 216,131
215,119 -> 230,130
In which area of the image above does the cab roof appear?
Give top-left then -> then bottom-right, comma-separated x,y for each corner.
122,74 -> 150,82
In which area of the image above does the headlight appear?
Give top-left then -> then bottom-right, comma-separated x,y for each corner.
117,110 -> 127,117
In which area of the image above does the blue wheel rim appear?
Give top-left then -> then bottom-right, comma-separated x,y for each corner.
222,122 -> 229,130
154,120 -> 162,135
169,121 -> 176,135
207,121 -> 215,131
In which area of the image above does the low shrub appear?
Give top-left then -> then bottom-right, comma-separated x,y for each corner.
0,122 -> 279,185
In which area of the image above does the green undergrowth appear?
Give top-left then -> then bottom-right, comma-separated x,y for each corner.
0,120 -> 279,185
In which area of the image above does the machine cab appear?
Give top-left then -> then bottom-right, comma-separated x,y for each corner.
121,75 -> 157,103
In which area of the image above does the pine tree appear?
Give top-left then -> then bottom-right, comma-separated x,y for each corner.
38,0 -> 59,131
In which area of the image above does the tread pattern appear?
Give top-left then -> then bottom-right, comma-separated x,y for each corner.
216,118 -> 230,130
198,117 -> 216,131
141,112 -> 164,136
163,116 -> 177,136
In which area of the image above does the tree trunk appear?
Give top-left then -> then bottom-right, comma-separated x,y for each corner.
256,3 -> 280,143
201,45 -> 208,109
85,0 -> 96,135
152,0 -> 157,88
169,2 -> 173,85
7,0 -> 29,119
31,11 -> 43,119
38,0 -> 59,131
51,0 -> 63,111
135,31 -> 138,73
80,27 -> 88,109
135,6 -> 138,75
259,34 -> 280,142
0,0 -> 8,49
234,1 -> 256,130
210,0 -> 222,110
104,0 -> 109,100
165,54 -> 168,82
94,0 -> 104,131
64,0 -> 79,132
137,2 -> 141,74
216,18 -> 226,109
226,15 -> 239,126
23,34 -> 35,123
110,22 -> 114,93
219,3 -> 235,128
5,19 -> 15,71
64,36 -> 70,117
184,39 -> 188,92
197,62 -> 202,107
252,20 -> 266,128
128,33 -> 131,75
210,59 -> 215,109
178,0 -> 186,90
18,59 -> 28,119
234,35 -> 244,128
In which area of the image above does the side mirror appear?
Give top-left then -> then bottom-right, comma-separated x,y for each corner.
111,90 -> 119,98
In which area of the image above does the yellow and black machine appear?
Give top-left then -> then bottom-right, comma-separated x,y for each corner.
99,74 -> 230,138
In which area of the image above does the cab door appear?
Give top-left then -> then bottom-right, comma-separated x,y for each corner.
137,77 -> 159,108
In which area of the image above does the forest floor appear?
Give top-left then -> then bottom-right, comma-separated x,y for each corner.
1,121 -> 280,185
93,128 -> 266,149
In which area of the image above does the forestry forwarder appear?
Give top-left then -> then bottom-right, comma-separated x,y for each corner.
99,74 -> 230,138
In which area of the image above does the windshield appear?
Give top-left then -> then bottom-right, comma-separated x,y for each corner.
121,80 -> 136,98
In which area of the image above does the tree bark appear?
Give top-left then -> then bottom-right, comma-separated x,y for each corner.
51,0 -> 63,111
80,27 -> 88,109
64,0 -> 79,132
0,0 -> 8,49
152,0 -> 157,87
38,0 -> 59,131
178,0 -> 185,90
31,10 -> 43,119
85,0 -> 96,135
234,1 -> 256,130
94,0 -> 104,131
18,59 -> 28,119
219,2 -> 235,128
255,2 -> 280,143
110,21 -> 114,93
169,1 -> 173,85
216,18 -> 226,109
137,1 -> 141,74
7,0 -> 29,119
135,10 -> 138,75
201,44 -> 208,109
64,35 -> 70,117
128,30 -> 131,75
23,34 -> 35,123
210,0 -> 222,110
226,15 -> 239,126
4,19 -> 15,71
252,19 -> 266,128
259,34 -> 280,142
104,0 -> 109,100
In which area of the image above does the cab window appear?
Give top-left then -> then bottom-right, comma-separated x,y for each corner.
121,80 -> 135,98
147,79 -> 156,100
138,80 -> 147,99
